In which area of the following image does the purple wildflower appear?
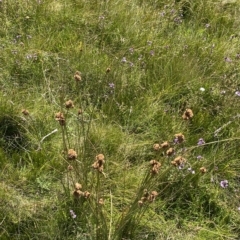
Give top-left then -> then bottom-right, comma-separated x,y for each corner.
109,83 -> 115,89
220,180 -> 228,188
205,23 -> 211,28
70,210 -> 77,219
121,57 -> 127,63
224,57 -> 232,63
129,62 -> 134,67
150,50 -> 154,56
197,155 -> 203,160
197,138 -> 205,146
235,91 -> 240,97
129,47 -> 134,54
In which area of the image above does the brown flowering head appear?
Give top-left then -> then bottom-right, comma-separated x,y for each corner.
200,167 -> 207,174
22,109 -> 29,116
67,149 -> 77,160
84,191 -> 91,199
78,109 -> 83,115
153,143 -> 161,151
148,191 -> 158,202
67,165 -> 73,171
98,198 -> 104,205
174,133 -> 185,144
182,108 -> 194,120
55,112 -> 65,126
171,156 -> 186,167
150,160 -> 161,174
75,183 -> 82,190
65,100 -> 74,109
161,141 -> 169,148
106,67 -> 111,73
96,154 -> 105,162
73,189 -> 84,198
74,71 -> 82,82
166,147 -> 175,156
92,154 -> 105,172
141,196 -> 148,202
138,200 -> 144,207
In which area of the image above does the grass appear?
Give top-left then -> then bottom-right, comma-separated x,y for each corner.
0,0 -> 240,239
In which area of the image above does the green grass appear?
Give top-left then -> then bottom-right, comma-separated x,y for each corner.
0,0 -> 240,239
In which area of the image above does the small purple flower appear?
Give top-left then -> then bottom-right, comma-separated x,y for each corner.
70,210 -> 76,219
178,163 -> 185,169
197,138 -> 205,146
149,50 -> 154,56
235,91 -> 240,97
224,57 -> 232,63
138,55 -> 142,61
129,62 -> 134,67
109,83 -> 115,89
220,180 -> 228,188
197,155 -> 203,160
129,47 -> 134,54
121,57 -> 127,63
160,11 -> 165,17
205,23 -> 211,28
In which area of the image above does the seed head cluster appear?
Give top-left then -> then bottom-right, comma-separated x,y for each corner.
182,108 -> 194,120
73,182 -> 91,199
138,189 -> 158,207
74,71 -> 82,82
65,100 -> 74,109
150,160 -> 161,174
68,149 -> 77,160
171,156 -> 186,167
92,154 -> 105,172
55,112 -> 66,126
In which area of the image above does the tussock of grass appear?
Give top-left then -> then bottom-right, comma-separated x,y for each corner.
0,0 -> 240,239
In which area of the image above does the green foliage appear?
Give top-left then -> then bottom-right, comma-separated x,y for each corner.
0,0 -> 240,239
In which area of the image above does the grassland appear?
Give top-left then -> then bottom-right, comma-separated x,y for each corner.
0,0 -> 240,239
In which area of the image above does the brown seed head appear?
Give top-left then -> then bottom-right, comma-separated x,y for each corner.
65,100 -> 74,109
68,165 -> 73,171
22,109 -> 29,116
150,160 -> 161,174
75,183 -> 82,190
161,141 -> 169,148
55,112 -> 66,125
68,149 -> 77,160
106,67 -> 111,73
84,191 -> 91,199
96,154 -> 105,162
166,147 -> 175,156
73,189 -> 84,198
138,200 -> 143,207
153,143 -> 160,151
174,133 -> 185,143
171,156 -> 186,166
78,109 -> 83,115
74,71 -> 82,81
148,191 -> 158,202
182,108 -> 194,120
200,167 -> 207,174
98,198 -> 104,205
